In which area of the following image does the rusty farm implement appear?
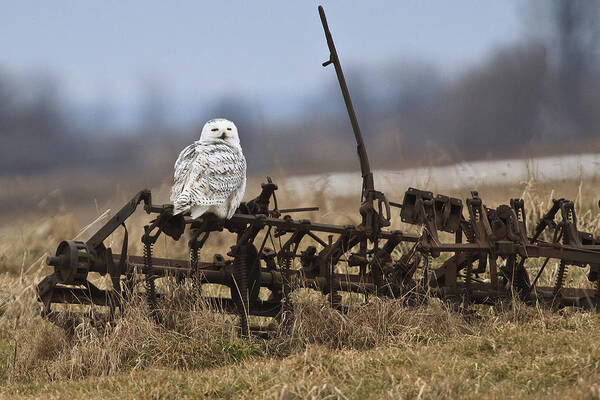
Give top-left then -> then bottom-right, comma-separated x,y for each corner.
37,7 -> 600,336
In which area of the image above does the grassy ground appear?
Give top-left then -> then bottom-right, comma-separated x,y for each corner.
1,176 -> 600,399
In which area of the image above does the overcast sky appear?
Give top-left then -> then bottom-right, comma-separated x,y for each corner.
0,1 -> 520,126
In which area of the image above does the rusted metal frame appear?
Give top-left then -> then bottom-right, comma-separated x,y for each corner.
87,190 -> 151,250
530,198 -> 565,243
36,173 -> 600,319
421,201 -> 600,304
413,198 -> 438,292
465,194 -> 493,243
276,230 -> 308,274
431,282 -> 598,309
224,214 -> 412,241
317,231 -> 360,277
423,238 -> 600,262
525,244 -> 600,265
510,198 -> 528,244
422,195 -> 600,305
465,193 -> 499,289
121,253 -> 376,285
141,220 -> 164,321
560,201 -> 582,247
41,281 -> 112,307
276,223 -> 312,257
429,252 -> 481,289
189,228 -> 211,292
314,231 -> 364,306
318,5 -> 372,197
243,177 -> 278,216
434,195 -> 463,234
306,231 -> 328,247
231,217 -> 265,250
400,188 -> 434,226
548,203 -> 583,306
104,247 -> 122,317
41,276 -> 379,317
319,6 -> 390,240
533,286 -> 597,309
369,233 -> 403,296
465,198 -> 488,297
356,236 -> 368,277
228,218 -> 266,336
495,206 -> 524,243
527,227 -> 563,294
187,216 -> 222,293
306,276 -> 377,295
416,197 -> 441,253
279,207 -> 320,213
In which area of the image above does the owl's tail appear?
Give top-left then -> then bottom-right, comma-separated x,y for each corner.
190,205 -> 210,219
172,197 -> 190,216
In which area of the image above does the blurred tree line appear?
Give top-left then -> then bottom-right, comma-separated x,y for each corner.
1,0 -> 599,178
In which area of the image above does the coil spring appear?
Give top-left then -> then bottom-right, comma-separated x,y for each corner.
143,240 -> 159,321
464,261 -> 473,307
233,248 -> 250,337
552,261 -> 568,304
595,279 -> 600,313
422,254 -> 431,289
464,223 -> 476,243
280,255 -> 294,328
329,262 -> 341,308
190,246 -> 201,295
282,256 -> 292,303
330,292 -> 342,308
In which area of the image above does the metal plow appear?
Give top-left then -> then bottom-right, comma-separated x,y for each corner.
36,6 -> 600,336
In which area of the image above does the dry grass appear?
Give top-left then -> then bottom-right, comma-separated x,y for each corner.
1,176 -> 600,398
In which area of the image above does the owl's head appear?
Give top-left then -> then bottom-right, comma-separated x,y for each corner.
200,118 -> 240,146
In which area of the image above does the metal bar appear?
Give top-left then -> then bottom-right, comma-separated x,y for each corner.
224,214 -> 415,240
119,254 -> 375,286
279,207 -> 320,213
525,244 -> 600,264
528,257 -> 552,293
318,5 -> 374,195
87,190 -> 151,249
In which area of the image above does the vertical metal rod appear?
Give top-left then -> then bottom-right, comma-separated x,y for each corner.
318,5 -> 374,197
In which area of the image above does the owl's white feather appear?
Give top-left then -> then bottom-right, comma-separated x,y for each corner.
171,119 -> 246,219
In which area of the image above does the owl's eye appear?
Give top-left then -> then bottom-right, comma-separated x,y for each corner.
227,128 -> 232,131
211,128 -> 218,132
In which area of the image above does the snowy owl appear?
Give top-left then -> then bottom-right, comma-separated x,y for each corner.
171,118 -> 246,219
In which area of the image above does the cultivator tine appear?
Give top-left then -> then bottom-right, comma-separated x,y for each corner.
595,280 -> 600,313
189,228 -> 210,296
232,245 -> 251,337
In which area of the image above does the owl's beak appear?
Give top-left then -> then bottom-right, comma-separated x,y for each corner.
220,132 -> 226,139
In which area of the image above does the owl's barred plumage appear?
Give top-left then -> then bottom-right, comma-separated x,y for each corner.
171,119 -> 246,219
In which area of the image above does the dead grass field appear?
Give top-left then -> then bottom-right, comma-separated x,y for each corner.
1,175 -> 600,399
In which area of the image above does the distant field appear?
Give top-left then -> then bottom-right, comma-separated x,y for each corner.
285,152 -> 600,200
3,152 -> 600,226
1,173 -> 600,399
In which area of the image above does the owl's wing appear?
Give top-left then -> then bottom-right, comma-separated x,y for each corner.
171,142 -> 246,216
223,150 -> 247,218
203,142 -> 246,217
171,142 -> 209,214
